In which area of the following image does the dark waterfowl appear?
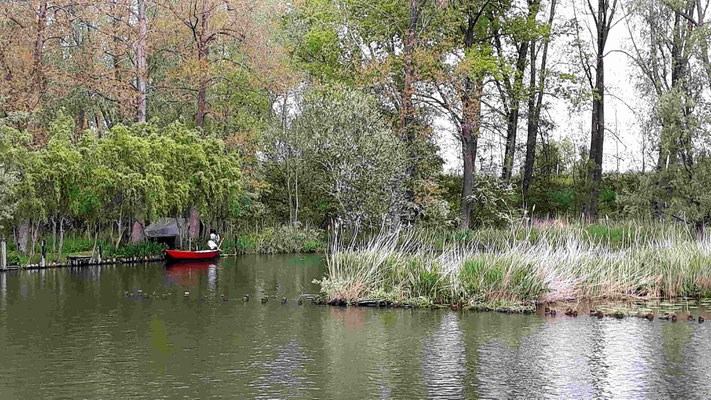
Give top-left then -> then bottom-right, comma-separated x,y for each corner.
261,297 -> 268,304
242,294 -> 249,301
564,308 -> 578,317
281,297 -> 287,305
699,316 -> 705,323
297,298 -> 303,305
184,291 -> 190,298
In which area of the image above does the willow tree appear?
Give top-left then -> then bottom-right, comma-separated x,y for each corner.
0,123 -> 32,244
36,113 -> 83,256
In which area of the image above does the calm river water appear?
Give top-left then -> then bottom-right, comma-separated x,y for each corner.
1,255 -> 710,399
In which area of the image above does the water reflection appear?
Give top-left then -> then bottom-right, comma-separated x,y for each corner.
1,272 -> 6,307
0,256 -> 710,399
422,312 -> 466,399
330,307 -> 367,330
164,262 -> 214,287
249,339 -> 313,398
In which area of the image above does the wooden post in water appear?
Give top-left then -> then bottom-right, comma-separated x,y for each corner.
40,239 -> 46,267
1,238 -> 6,270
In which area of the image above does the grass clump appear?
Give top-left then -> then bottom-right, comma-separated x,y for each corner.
315,220 -> 711,308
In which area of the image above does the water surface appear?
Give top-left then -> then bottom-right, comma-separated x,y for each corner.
1,255 -> 710,399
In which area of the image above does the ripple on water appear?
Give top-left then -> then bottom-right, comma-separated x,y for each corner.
2,257 -> 711,399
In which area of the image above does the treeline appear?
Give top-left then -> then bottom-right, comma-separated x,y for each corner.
1,112 -> 242,255
2,0 -> 711,254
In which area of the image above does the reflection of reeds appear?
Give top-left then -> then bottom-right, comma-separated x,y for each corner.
317,221 -> 711,306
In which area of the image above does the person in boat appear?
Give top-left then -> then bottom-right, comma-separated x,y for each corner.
207,229 -> 220,250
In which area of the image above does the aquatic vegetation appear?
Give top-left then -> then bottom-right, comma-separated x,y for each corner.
316,222 -> 711,307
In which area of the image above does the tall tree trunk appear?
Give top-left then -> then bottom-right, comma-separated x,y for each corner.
587,56 -> 604,220
111,0 -> 122,91
399,0 -> 420,217
136,0 -> 148,123
501,0 -> 538,181
31,2 -> 47,110
18,221 -> 29,255
189,207 -> 200,239
586,0 -> 617,220
196,1 -> 210,126
58,218 -> 64,260
27,221 -> 38,267
523,0 -> 556,196
51,216 -> 56,254
459,77 -> 483,230
500,43 -> 528,181
523,40 -> 539,195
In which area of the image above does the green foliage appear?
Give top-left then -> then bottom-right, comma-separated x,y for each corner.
104,242 -> 167,259
466,176 -> 520,227
435,173 -> 520,227
224,225 -> 327,254
292,87 -> 408,229
632,156 -> 711,226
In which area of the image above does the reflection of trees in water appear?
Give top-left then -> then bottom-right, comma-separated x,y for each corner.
329,307 -> 367,330
466,314 -> 711,399
69,265 -> 102,281
1,272 -> 6,307
422,312 -> 466,399
249,339 -> 314,398
659,321 -> 711,399
208,264 -> 217,291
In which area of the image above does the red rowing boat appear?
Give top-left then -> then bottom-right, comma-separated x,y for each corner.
164,249 -> 220,262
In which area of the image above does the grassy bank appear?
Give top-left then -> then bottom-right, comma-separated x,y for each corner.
315,221 -> 711,308
4,238 -> 168,266
4,225 -> 326,267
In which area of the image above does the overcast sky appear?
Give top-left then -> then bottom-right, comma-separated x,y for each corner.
437,0 -> 646,175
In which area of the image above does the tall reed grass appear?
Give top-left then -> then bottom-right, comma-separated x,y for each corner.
316,220 -> 711,306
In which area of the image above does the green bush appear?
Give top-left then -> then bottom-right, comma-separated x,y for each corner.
105,242 -> 167,258
6,252 -> 19,265
225,225 -> 327,254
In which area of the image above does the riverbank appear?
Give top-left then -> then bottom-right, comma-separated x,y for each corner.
314,221 -> 711,310
2,225 -> 327,270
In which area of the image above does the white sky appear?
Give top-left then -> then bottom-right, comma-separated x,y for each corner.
437,0 -> 646,175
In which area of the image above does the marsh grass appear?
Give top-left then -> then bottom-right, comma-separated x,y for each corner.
316,220 -> 711,306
